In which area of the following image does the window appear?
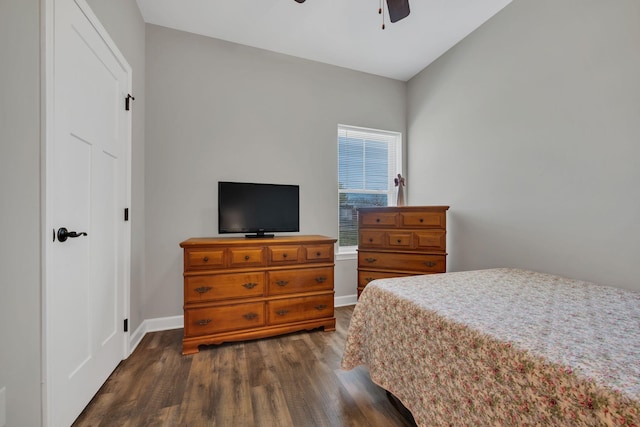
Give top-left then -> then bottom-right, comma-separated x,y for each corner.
338,125 -> 402,252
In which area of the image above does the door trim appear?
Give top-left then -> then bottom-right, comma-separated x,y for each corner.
41,0 -> 132,425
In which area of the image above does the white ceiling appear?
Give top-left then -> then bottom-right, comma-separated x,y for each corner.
136,0 -> 512,81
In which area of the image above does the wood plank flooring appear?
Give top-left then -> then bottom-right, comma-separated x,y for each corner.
73,306 -> 416,427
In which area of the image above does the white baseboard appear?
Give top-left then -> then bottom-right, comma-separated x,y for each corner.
128,295 -> 358,354
335,294 -> 357,307
129,315 -> 183,354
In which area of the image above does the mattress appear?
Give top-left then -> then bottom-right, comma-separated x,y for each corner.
341,268 -> 640,426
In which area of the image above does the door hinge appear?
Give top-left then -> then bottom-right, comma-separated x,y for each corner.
124,208 -> 129,221
125,94 -> 135,111
124,319 -> 129,332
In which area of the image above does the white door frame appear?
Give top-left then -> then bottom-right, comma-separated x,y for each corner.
41,0 -> 132,424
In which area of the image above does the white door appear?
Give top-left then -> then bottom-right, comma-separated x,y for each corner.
44,0 -> 131,425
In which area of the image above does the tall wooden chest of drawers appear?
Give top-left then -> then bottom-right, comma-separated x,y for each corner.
357,206 -> 449,297
180,235 -> 337,355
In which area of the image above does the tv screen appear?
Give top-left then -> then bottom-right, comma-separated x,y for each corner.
218,181 -> 300,238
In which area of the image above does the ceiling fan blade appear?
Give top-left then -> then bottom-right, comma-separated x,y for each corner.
294,0 -> 306,3
386,0 -> 410,23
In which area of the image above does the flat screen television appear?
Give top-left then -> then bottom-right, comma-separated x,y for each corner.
218,181 -> 300,238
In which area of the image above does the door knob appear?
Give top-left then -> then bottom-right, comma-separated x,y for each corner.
56,227 -> 88,242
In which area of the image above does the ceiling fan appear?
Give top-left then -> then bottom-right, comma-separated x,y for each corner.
294,0 -> 410,27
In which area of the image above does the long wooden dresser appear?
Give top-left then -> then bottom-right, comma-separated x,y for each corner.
357,206 -> 449,297
180,235 -> 337,355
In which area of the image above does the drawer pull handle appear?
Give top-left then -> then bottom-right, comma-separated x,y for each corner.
424,261 -> 437,267
203,256 -> 209,262
197,319 -> 212,326
420,218 -> 424,223
283,253 -> 288,258
195,286 -> 212,294
242,282 -> 257,289
276,280 -> 289,287
376,218 -> 381,223
397,239 -> 402,243
365,257 -> 377,263
316,251 -> 322,257
369,238 -> 373,242
314,304 -> 327,311
315,276 -> 327,283
243,312 -> 258,320
276,309 -> 289,316
244,255 -> 250,261
365,277 -> 374,283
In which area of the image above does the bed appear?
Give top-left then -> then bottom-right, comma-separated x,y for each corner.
341,268 -> 640,426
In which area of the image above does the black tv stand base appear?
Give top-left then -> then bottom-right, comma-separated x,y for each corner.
245,233 -> 275,239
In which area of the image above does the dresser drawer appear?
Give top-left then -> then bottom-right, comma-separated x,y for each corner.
184,272 -> 265,303
267,294 -> 334,325
229,247 -> 265,268
359,230 -> 386,248
268,245 -> 301,264
358,270 -> 413,289
185,249 -> 226,270
268,267 -> 333,296
400,211 -> 446,229
359,211 -> 397,227
305,244 -> 333,262
359,251 -> 446,273
387,232 -> 412,248
414,230 -> 446,251
184,302 -> 265,337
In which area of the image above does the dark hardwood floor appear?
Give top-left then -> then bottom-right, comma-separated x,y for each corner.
73,306 -> 416,427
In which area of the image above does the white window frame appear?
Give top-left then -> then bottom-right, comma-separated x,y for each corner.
337,124 -> 402,256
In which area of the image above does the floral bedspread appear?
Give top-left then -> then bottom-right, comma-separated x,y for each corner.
341,268 -> 640,426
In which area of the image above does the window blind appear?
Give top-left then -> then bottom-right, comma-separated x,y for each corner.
338,125 -> 401,250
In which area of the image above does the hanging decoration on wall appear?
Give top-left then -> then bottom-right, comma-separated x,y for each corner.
395,173 -> 406,206
294,0 -> 410,29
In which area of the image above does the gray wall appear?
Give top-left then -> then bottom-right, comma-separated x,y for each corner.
0,0 -> 42,426
407,0 -> 640,291
144,24 -> 406,319
0,0 -> 144,425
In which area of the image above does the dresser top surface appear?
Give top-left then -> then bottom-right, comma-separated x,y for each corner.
180,235 -> 336,248
357,205 -> 449,213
